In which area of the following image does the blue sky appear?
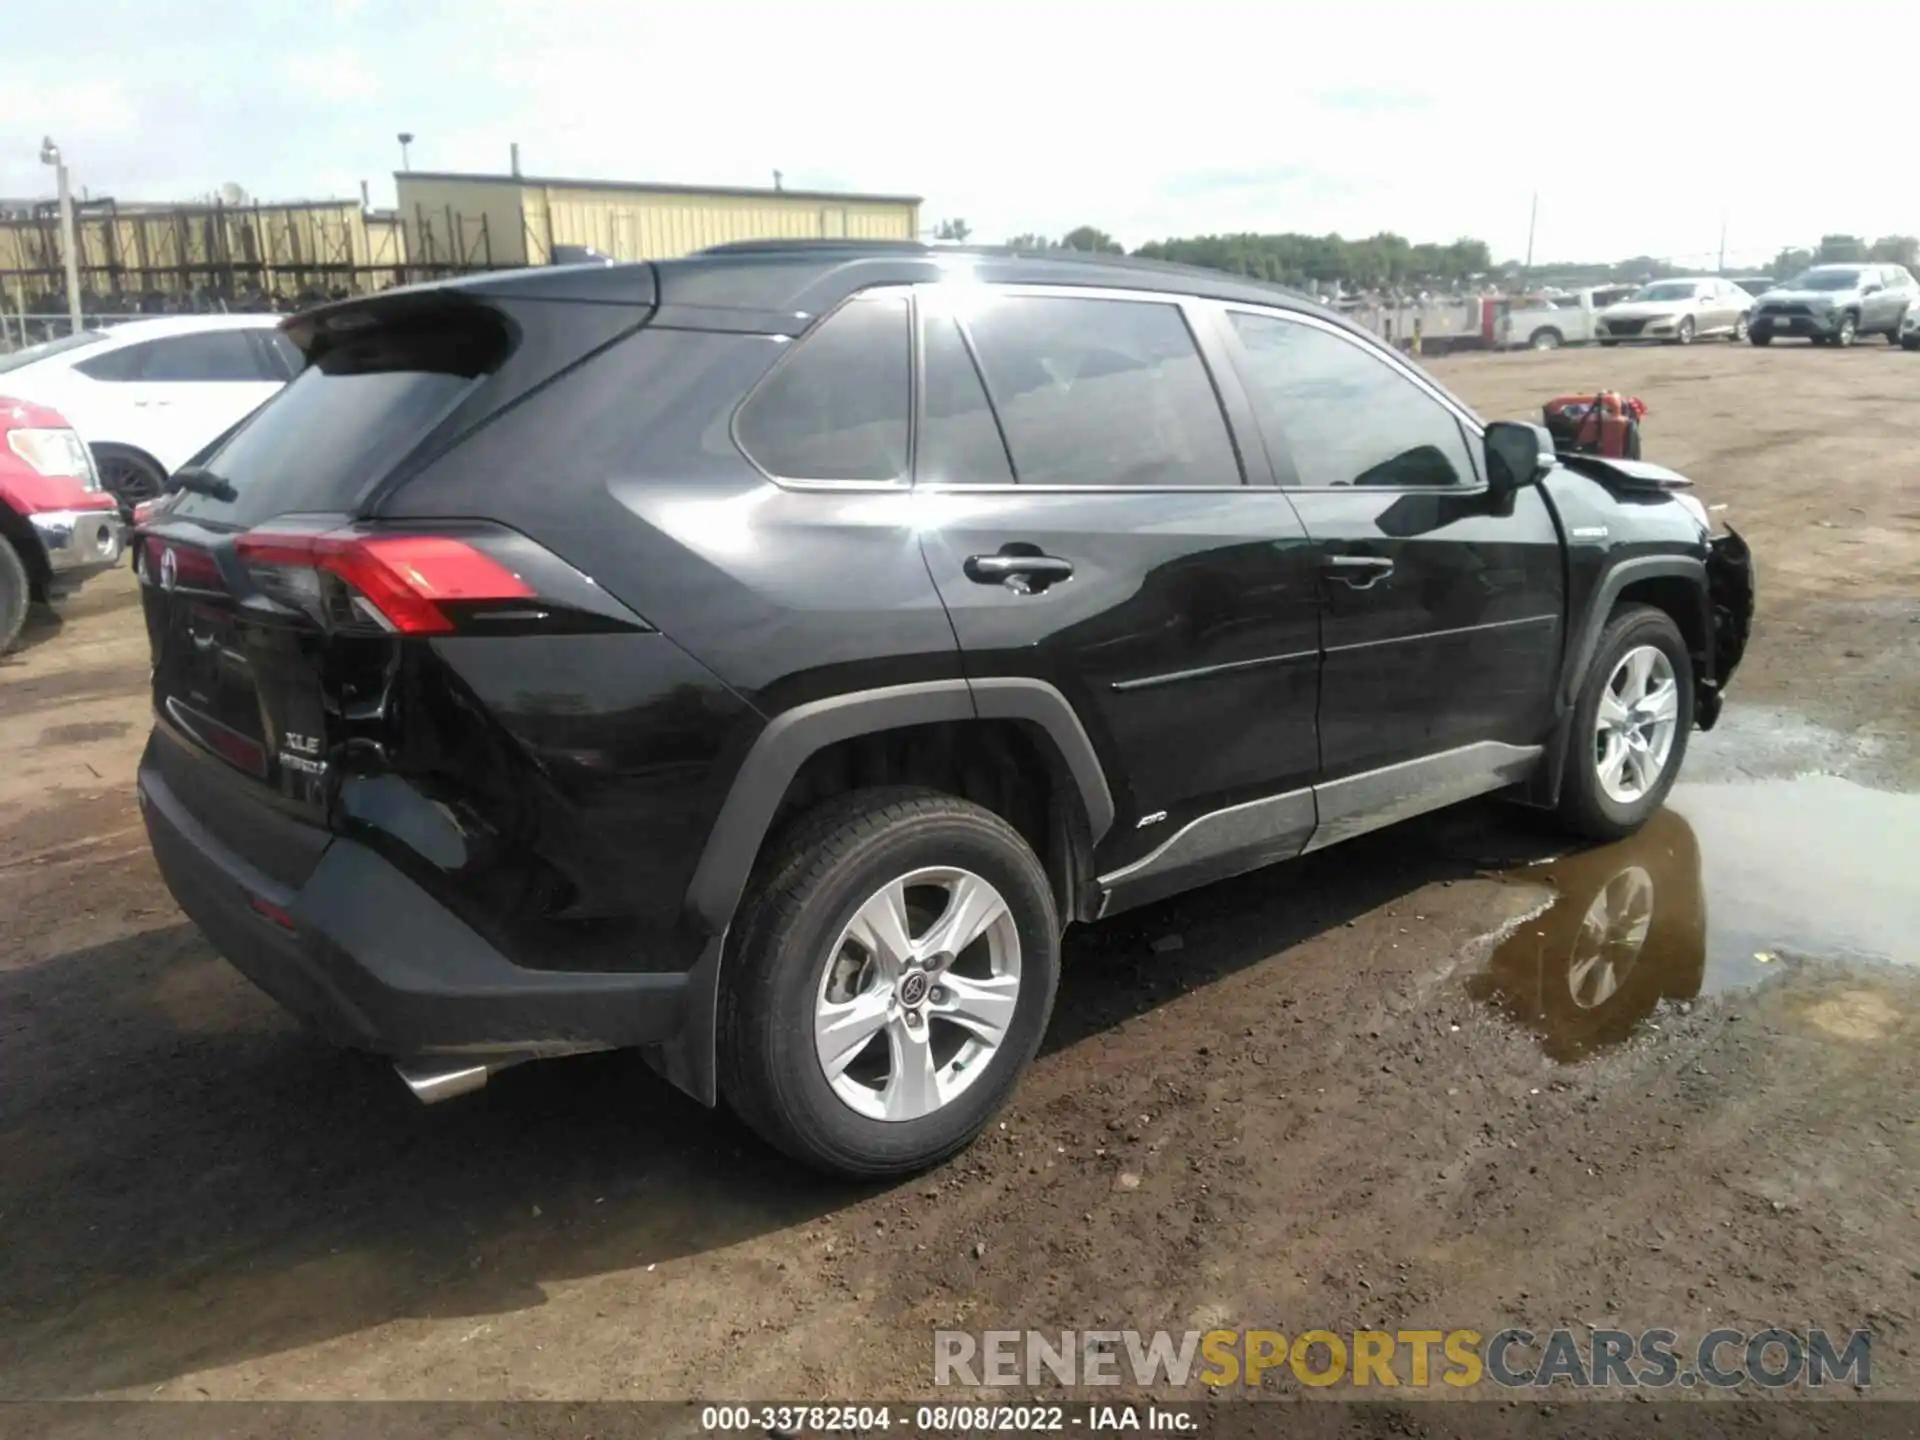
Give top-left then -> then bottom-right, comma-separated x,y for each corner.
6,0 -> 1917,268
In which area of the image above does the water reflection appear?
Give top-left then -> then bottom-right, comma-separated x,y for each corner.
1469,809 -> 1706,1061
1468,776 -> 1920,1060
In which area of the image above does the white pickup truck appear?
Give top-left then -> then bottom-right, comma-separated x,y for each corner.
1497,285 -> 1639,350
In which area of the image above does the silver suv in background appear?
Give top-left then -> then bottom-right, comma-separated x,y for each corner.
1750,264 -> 1917,346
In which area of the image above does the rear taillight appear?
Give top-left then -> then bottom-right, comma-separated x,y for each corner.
236,528 -> 534,635
7,425 -> 99,488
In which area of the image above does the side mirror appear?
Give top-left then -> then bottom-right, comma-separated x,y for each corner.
1485,420 -> 1555,495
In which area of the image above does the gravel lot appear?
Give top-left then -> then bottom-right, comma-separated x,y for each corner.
1,341 -> 1916,1412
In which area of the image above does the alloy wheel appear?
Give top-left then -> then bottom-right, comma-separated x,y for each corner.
1593,645 -> 1679,805
813,866 -> 1022,1122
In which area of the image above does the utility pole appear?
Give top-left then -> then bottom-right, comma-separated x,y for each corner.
1522,192 -> 1538,290
39,138 -> 83,335
1718,212 -> 1727,274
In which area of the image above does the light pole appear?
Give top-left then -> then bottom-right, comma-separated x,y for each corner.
397,132 -> 414,172
39,137 -> 83,335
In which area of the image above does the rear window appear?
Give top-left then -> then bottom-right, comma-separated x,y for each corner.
0,330 -> 107,375
171,316 -> 503,526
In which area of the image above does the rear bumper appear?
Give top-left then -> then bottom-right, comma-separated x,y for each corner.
138,754 -> 695,1061
1698,527 -> 1754,730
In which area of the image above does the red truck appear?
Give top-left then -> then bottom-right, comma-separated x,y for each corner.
0,396 -> 127,653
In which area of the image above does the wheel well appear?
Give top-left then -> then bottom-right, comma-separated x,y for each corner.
0,505 -> 51,603
1615,577 -> 1707,668
762,719 -> 1095,926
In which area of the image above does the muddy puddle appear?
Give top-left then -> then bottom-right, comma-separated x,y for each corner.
1469,775 -> 1919,1060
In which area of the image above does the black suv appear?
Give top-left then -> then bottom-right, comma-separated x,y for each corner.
132,243 -> 1754,1177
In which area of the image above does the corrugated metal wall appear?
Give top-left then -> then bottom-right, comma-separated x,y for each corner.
526,186 -> 917,262
393,176 -> 529,268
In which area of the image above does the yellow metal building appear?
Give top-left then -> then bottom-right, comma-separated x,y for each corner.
394,171 -> 922,269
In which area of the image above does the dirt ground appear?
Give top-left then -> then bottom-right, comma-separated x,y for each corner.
2,342 -> 1917,1413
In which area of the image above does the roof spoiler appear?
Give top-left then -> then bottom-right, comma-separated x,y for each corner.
1555,453 -> 1694,492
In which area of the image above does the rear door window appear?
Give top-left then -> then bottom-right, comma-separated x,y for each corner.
956,293 -> 1240,487
735,294 -> 910,482
917,313 -> 1013,485
79,330 -> 269,383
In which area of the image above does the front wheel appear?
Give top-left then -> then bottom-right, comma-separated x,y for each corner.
1529,327 -> 1563,351
1674,316 -> 1696,346
1889,312 -> 1909,344
1749,331 -> 1772,346
1834,313 -> 1858,347
1556,606 -> 1694,841
717,787 -> 1060,1177
0,539 -> 29,654
1902,337 -> 1920,351
1731,314 -> 1749,342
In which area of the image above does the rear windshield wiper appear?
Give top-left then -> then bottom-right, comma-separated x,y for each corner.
167,465 -> 236,502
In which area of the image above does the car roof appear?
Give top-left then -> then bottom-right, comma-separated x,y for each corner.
310,240 -> 1333,328
88,314 -> 282,345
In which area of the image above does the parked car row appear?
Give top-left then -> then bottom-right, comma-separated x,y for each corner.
1502,264 -> 1920,352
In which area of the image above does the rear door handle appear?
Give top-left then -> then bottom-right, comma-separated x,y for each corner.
965,552 -> 1074,591
1323,554 -> 1395,590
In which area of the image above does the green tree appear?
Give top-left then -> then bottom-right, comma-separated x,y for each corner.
1003,232 -> 1057,251
1772,246 -> 1815,278
933,217 -> 972,242
1059,225 -> 1122,254
1815,234 -> 1867,264
1868,235 -> 1919,267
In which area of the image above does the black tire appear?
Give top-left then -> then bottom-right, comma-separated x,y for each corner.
1556,605 -> 1695,842
1749,331 -> 1772,346
1834,313 -> 1857,347
0,540 -> 29,655
1674,316 -> 1695,346
1529,327 -> 1563,351
1889,311 -> 1908,344
717,786 -> 1060,1178
1903,337 -> 1920,351
91,445 -> 166,507
1598,339 -> 1619,347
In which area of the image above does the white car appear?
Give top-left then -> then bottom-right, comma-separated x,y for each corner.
0,316 -> 298,504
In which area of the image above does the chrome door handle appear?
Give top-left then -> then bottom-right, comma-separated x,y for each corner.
1323,554 -> 1395,590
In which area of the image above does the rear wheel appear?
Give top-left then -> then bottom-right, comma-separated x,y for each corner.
0,540 -> 29,654
1529,327 -> 1563,351
1903,337 -> 1920,352
1731,313 -> 1749,342
91,445 -> 166,507
1889,311 -> 1908,343
717,787 -> 1060,1177
1556,606 -> 1694,841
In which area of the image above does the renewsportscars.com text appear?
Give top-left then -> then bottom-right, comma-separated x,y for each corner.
934,1327 -> 1872,1390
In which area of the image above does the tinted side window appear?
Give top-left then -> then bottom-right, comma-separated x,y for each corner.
142,330 -> 269,381
256,330 -> 304,380
959,294 -> 1240,488
74,342 -> 150,382
736,295 -> 909,482
1229,312 -> 1473,489
918,313 -> 1012,484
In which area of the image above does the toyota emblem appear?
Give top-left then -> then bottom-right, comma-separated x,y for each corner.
158,546 -> 178,591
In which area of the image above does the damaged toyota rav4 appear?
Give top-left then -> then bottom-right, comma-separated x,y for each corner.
132,243 -> 1755,1177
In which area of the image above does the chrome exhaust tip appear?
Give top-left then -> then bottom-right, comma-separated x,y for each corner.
394,1060 -> 494,1104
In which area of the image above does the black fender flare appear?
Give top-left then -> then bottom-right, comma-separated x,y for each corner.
1526,554 -> 1709,809
647,677 -> 1114,1104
